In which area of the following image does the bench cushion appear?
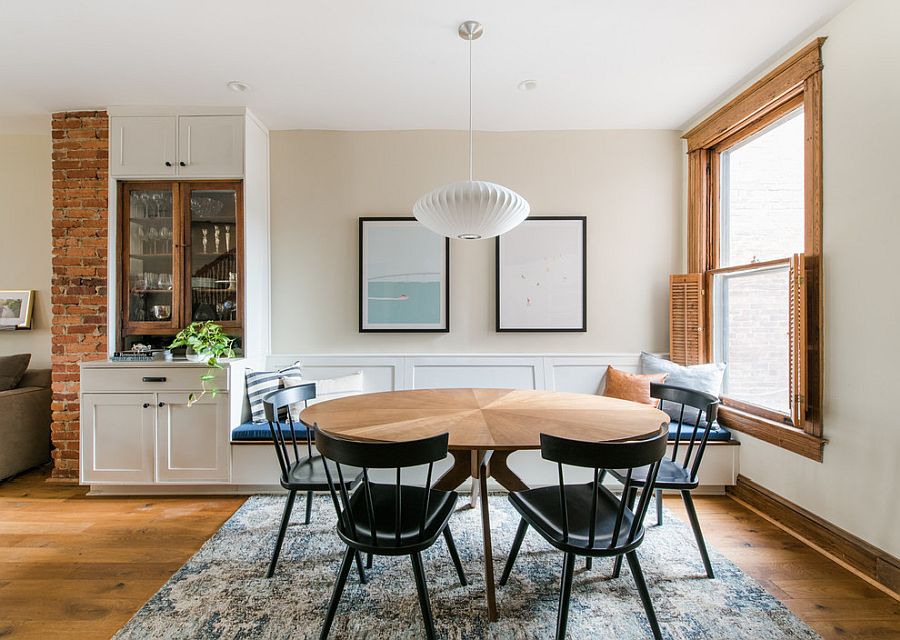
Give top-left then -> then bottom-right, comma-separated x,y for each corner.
668,421 -> 731,442
231,421 -> 311,442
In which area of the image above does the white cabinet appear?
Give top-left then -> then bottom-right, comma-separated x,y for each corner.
81,393 -> 156,484
109,113 -> 243,178
177,116 -> 244,177
110,116 -> 177,177
156,392 -> 230,482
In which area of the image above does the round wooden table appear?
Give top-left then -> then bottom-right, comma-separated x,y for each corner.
301,388 -> 668,621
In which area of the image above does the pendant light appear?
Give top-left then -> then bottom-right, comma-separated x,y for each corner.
413,21 -> 530,240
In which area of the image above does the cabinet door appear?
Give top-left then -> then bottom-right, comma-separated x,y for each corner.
110,116 -> 177,177
177,116 -> 244,177
156,392 -> 230,482
81,393 -> 155,484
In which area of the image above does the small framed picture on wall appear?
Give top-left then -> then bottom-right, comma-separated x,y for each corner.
496,217 -> 586,332
0,290 -> 35,330
359,217 -> 450,332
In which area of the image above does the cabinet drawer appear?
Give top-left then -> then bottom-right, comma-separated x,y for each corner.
80,367 -> 229,393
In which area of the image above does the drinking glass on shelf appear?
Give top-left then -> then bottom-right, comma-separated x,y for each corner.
147,227 -> 159,254
158,273 -> 173,290
151,193 -> 164,218
159,226 -> 171,253
140,193 -> 152,218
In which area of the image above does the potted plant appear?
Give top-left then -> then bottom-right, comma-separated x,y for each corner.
169,321 -> 235,405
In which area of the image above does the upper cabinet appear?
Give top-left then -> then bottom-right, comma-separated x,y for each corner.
110,114 -> 244,178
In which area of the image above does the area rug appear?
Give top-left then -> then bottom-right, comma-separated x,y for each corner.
113,494 -> 820,639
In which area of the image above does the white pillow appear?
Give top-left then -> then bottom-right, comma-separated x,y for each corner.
283,372 -> 364,419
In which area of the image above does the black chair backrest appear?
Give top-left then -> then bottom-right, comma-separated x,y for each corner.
263,383 -> 317,483
651,382 -> 720,482
316,428 -> 450,547
540,426 -> 668,552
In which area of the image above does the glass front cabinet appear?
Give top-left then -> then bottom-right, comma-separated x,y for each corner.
118,180 -> 243,352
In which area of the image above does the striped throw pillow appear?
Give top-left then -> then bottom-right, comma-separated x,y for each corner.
245,361 -> 303,423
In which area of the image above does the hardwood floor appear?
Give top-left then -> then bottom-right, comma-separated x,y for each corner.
0,468 -> 897,639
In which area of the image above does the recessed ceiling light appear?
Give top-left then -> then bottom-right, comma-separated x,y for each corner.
226,81 -> 250,93
517,79 -> 538,92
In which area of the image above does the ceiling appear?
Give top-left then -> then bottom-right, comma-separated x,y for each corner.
0,1 -> 851,132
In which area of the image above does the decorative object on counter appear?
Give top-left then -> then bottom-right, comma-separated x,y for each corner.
169,321 -> 236,405
359,217 -> 449,332
0,290 -> 36,330
496,216 -> 587,332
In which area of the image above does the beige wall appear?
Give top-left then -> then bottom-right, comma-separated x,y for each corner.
0,134 -> 52,369
269,129 -> 683,355
690,0 -> 900,558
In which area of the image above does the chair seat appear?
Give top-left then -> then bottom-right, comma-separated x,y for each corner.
338,483 -> 458,551
509,484 -> 643,555
282,456 -> 359,491
610,459 -> 695,490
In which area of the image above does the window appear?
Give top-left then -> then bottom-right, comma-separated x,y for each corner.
680,39 -> 825,461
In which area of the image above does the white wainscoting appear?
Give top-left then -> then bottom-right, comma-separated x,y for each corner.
256,353 -> 739,493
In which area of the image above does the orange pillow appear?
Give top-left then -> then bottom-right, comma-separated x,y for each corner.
603,366 -> 667,407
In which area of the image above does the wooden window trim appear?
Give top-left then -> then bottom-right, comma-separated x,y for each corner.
683,38 -> 826,462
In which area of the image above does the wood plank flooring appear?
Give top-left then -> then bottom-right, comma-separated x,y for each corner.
1,468 -> 897,639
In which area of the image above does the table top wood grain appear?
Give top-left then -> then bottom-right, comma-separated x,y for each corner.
300,388 -> 669,451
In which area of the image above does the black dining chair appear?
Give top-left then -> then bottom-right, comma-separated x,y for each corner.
609,382 -> 720,579
316,429 -> 467,640
262,385 -> 367,580
499,426 -> 668,640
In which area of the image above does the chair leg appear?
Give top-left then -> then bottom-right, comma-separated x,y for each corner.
366,552 -> 373,569
410,552 -> 437,640
266,489 -> 296,578
585,557 -> 592,571
443,527 -> 468,586
681,490 -> 714,578
612,485 -> 638,579
305,490 -> 314,525
656,489 -> 664,526
556,553 -> 576,640
626,551 -> 662,640
499,518 -> 528,586
354,551 -> 368,584
320,546 -> 355,640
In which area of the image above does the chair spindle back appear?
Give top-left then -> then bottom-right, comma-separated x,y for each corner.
262,383 -> 317,484
651,383 -> 720,482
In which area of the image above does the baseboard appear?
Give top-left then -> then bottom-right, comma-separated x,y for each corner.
727,474 -> 900,597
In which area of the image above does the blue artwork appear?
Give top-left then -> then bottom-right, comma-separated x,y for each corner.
360,220 -> 448,331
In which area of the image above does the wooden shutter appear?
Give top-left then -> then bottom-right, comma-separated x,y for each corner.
670,274 -> 705,365
789,254 -> 808,427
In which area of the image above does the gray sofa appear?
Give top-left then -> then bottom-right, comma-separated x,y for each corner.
0,368 -> 52,481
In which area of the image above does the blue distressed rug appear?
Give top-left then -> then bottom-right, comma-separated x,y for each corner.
114,495 -> 819,639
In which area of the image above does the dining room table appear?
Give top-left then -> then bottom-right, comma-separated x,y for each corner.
300,387 -> 669,622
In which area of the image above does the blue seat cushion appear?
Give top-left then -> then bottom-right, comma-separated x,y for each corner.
231,421 -> 311,442
667,421 -> 731,442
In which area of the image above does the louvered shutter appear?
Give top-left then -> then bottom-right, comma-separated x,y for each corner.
669,274 -> 705,365
789,254 -> 808,427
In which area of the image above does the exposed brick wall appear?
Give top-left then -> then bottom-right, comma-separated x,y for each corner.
50,111 -> 109,479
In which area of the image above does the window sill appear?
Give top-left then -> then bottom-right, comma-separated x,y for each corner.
717,406 -> 826,462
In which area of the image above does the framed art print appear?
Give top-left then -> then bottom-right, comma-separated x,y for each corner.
496,217 -> 586,332
359,218 -> 450,332
0,290 -> 35,330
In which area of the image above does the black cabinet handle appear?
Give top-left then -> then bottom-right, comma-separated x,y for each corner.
179,161 -> 186,167
142,402 -> 150,408
158,402 -> 166,407
165,161 -> 172,167
142,376 -> 167,383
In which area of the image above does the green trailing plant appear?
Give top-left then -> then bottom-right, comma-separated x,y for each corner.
169,321 -> 235,405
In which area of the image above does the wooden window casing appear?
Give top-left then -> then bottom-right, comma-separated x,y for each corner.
681,38 -> 826,461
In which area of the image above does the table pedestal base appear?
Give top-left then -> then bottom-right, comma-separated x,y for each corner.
434,449 -> 528,622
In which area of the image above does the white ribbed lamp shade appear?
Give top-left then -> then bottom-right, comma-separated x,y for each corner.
413,180 -> 530,240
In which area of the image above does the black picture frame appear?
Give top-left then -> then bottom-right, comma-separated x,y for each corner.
496,216 -> 587,332
359,217 -> 450,333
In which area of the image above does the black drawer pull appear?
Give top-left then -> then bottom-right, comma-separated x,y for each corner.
142,376 -> 167,383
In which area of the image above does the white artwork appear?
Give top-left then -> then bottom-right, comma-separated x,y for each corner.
496,217 -> 586,331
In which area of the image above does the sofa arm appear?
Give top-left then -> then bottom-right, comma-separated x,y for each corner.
0,386 -> 52,481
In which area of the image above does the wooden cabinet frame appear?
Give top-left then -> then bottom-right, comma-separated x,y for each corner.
117,180 -> 244,349
682,38 -> 826,461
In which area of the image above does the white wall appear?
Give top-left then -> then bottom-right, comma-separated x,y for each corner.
690,0 -> 900,558
270,129 -> 683,354
0,133 -> 52,368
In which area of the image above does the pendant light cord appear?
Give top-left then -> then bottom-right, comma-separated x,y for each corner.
468,34 -> 473,182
